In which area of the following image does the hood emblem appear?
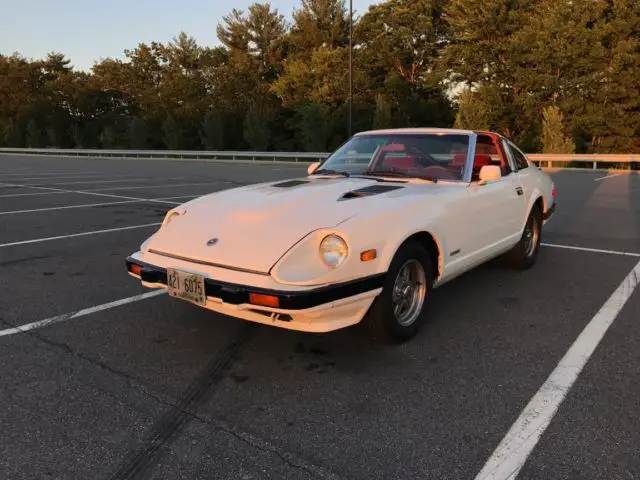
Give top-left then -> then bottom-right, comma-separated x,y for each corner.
206,238 -> 219,246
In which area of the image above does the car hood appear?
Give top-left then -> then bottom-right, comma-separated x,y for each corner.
145,177 -> 421,273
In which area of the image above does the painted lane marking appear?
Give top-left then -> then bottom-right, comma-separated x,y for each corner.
47,177 -> 169,185
0,199 -> 145,215
153,194 -> 201,201
69,190 -> 182,205
81,181 -> 222,192
0,222 -> 162,248
0,174 -> 122,182
0,182 -> 183,205
0,171 -> 100,177
475,258 -> 640,480
542,242 -> 640,258
0,290 -> 165,337
0,191 -> 68,198
0,194 -> 202,215
594,173 -> 622,181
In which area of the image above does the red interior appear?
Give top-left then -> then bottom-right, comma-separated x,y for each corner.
382,154 -> 417,169
472,154 -> 492,169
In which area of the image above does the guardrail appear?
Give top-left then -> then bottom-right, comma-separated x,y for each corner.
0,148 -> 328,163
0,148 -> 638,171
527,154 -> 639,171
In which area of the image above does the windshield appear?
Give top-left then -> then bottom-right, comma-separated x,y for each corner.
315,133 -> 471,181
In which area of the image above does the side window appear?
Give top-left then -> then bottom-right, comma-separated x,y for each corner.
509,143 -> 530,170
475,135 -> 511,177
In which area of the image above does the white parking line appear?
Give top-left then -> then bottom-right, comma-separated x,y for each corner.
48,177 -> 170,185
0,222 -> 162,248
594,173 -> 622,181
0,182 -> 185,205
82,181 -> 221,192
0,290 -> 165,337
475,258 -> 640,480
0,199 -> 145,215
1,174 -> 126,182
68,190 -> 183,205
0,171 -> 99,177
0,177 -> 148,187
154,194 -> 201,201
542,242 -> 640,258
0,191 -> 68,198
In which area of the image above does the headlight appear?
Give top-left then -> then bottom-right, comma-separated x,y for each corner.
319,234 -> 348,268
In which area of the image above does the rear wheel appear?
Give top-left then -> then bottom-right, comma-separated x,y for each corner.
505,204 -> 542,269
363,241 -> 434,343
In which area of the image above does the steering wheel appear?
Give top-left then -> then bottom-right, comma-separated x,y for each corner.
407,146 -> 440,167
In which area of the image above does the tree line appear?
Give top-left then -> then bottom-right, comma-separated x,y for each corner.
1,0 -> 638,154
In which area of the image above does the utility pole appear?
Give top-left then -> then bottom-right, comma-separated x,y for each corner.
348,0 -> 353,138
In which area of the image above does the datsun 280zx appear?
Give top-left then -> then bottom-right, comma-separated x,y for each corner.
126,128 -> 556,343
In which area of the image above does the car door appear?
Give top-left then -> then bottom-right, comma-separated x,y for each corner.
465,173 -> 525,258
462,137 -> 528,264
504,139 -> 536,206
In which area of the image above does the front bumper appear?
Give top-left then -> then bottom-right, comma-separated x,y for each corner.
125,255 -> 385,332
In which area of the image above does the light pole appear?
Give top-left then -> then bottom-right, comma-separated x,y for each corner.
348,0 -> 353,138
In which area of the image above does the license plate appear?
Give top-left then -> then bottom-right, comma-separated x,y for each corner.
166,268 -> 206,306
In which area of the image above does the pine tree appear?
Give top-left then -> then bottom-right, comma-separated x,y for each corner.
243,104 -> 270,150
129,117 -> 150,149
216,3 -> 288,83
289,0 -> 350,58
541,106 -> 575,154
296,103 -> 332,151
99,125 -> 118,148
201,110 -> 225,150
163,115 -> 182,149
26,119 -> 44,147
372,94 -> 392,129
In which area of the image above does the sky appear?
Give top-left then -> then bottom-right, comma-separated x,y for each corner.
1,0 -> 381,71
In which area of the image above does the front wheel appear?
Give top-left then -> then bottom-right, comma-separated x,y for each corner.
363,241 -> 434,344
505,205 -> 542,270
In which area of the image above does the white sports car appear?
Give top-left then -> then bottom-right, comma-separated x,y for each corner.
126,128 -> 556,343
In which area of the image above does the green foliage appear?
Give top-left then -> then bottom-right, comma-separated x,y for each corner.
355,0 -> 454,127
454,86 -> 512,134
216,3 -> 288,83
296,103 -> 332,151
372,94 -> 392,129
289,0 -> 350,57
201,110 -> 225,150
243,104 -> 271,150
541,106 -> 575,154
129,117 -> 150,149
26,119 -> 44,147
0,0 -> 637,153
163,115 -> 183,149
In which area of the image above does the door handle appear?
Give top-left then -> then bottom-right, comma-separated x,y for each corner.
516,187 -> 523,196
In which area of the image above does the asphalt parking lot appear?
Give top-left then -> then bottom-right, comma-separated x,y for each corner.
1,154 -> 639,480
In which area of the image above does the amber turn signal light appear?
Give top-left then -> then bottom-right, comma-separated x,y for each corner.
130,263 -> 143,276
360,249 -> 377,262
249,293 -> 280,308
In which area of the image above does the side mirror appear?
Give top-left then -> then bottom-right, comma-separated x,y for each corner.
307,162 -> 320,175
478,165 -> 501,185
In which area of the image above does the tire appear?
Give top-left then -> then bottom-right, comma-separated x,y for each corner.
363,241 -> 434,344
505,204 -> 542,270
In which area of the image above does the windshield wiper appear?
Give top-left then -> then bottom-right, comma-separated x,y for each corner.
357,169 -> 439,183
359,169 -> 409,178
313,169 -> 350,177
